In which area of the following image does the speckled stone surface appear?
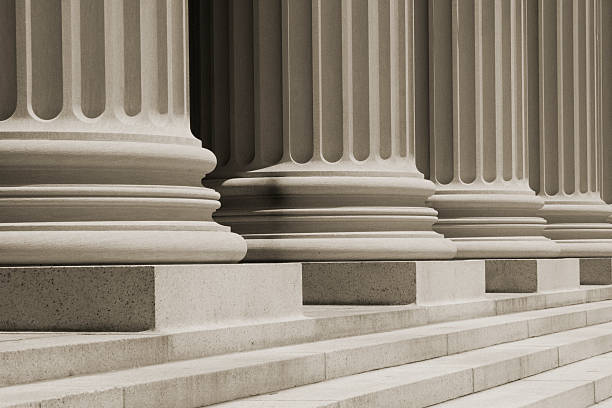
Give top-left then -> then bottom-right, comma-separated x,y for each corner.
302,261 -> 486,305
580,258 -> 612,285
302,262 -> 417,305
0,264 -> 302,331
485,259 -> 580,293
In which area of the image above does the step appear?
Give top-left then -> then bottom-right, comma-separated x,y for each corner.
431,351 -> 612,407
213,323 -> 612,408
3,310 -> 612,408
592,397 -> 612,407
1,286 -> 611,388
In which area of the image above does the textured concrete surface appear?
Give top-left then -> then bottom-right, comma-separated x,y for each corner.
302,260 -> 485,305
485,259 -> 580,293
581,258 -> 612,285
0,264 -> 302,331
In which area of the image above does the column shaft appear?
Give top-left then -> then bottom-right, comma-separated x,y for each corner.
537,0 -> 612,256
197,0 -> 456,261
427,0 -> 559,258
0,0 -> 246,264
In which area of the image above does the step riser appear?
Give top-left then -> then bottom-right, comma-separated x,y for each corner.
3,304 -> 612,391
3,287 -> 611,389
7,322 -> 612,408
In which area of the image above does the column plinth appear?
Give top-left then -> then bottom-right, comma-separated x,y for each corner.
428,0 -> 559,258
199,0 -> 455,261
536,0 -> 612,257
0,0 -> 246,264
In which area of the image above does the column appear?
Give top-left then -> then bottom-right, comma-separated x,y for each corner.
537,0 -> 612,256
600,0 -> 612,209
0,0 -> 246,264
428,0 -> 559,258
197,0 -> 456,261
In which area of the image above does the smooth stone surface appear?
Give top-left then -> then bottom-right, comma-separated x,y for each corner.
0,264 -> 302,331
302,261 -> 486,305
581,258 -> 612,285
485,258 -> 580,293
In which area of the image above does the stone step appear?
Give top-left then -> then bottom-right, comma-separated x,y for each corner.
431,351 -> 612,407
592,397 -> 612,407
1,286 -> 611,388
4,308 -> 612,407
210,323 -> 612,407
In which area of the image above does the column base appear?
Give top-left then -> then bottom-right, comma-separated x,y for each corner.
302,260 -> 485,305
580,258 -> 612,284
211,175 -> 457,262
554,240 -> 612,257
485,259 -> 580,293
0,224 -> 246,265
448,237 -> 562,259
0,263 -> 302,331
244,234 -> 457,261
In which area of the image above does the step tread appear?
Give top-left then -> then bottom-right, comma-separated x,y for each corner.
1,299 -> 611,392
3,318 -> 612,408
431,351 -> 612,407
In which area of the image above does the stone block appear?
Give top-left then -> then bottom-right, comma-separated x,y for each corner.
0,264 -> 302,331
581,258 -> 612,285
485,258 -> 580,293
302,260 -> 485,305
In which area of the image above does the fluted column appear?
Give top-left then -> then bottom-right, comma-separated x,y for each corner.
427,0 -> 559,258
600,0 -> 612,209
197,0 -> 456,261
0,0 -> 246,264
537,0 -> 612,256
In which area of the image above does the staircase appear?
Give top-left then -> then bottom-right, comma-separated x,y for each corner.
2,286 -> 612,407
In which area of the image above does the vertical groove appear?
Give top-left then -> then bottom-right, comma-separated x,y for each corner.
285,0 -> 313,164
501,0 -> 513,181
229,0 -> 254,165
30,0 -> 62,119
559,0 -> 575,195
168,0 -> 186,121
212,0 -> 230,165
123,0 -> 141,116
401,0 -> 411,160
80,0 -> 105,118
341,0 -> 353,161
378,0 -> 391,159
601,0 -> 611,201
578,0 -> 588,193
455,0 -> 476,184
368,0 -> 381,159
350,0 -> 369,161
253,0 -> 283,166
389,0 -> 402,159
0,0 -> 17,120
540,0 -> 559,195
413,0 -> 429,177
401,0 -> 412,161
104,0 -> 123,121
527,0 -> 539,192
156,0 -> 168,115
319,0 -> 343,163
480,0 -> 496,182
429,0 -> 453,184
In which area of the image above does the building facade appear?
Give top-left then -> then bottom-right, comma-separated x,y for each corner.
0,0 -> 612,406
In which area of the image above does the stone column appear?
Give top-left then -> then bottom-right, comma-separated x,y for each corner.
537,0 -> 612,256
599,0 -> 612,208
427,0 -> 559,258
198,0 -> 456,261
0,0 -> 246,264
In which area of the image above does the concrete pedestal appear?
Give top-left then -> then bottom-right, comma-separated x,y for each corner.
580,258 -> 612,285
485,259 -> 580,293
302,260 -> 485,305
0,264 -> 302,331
